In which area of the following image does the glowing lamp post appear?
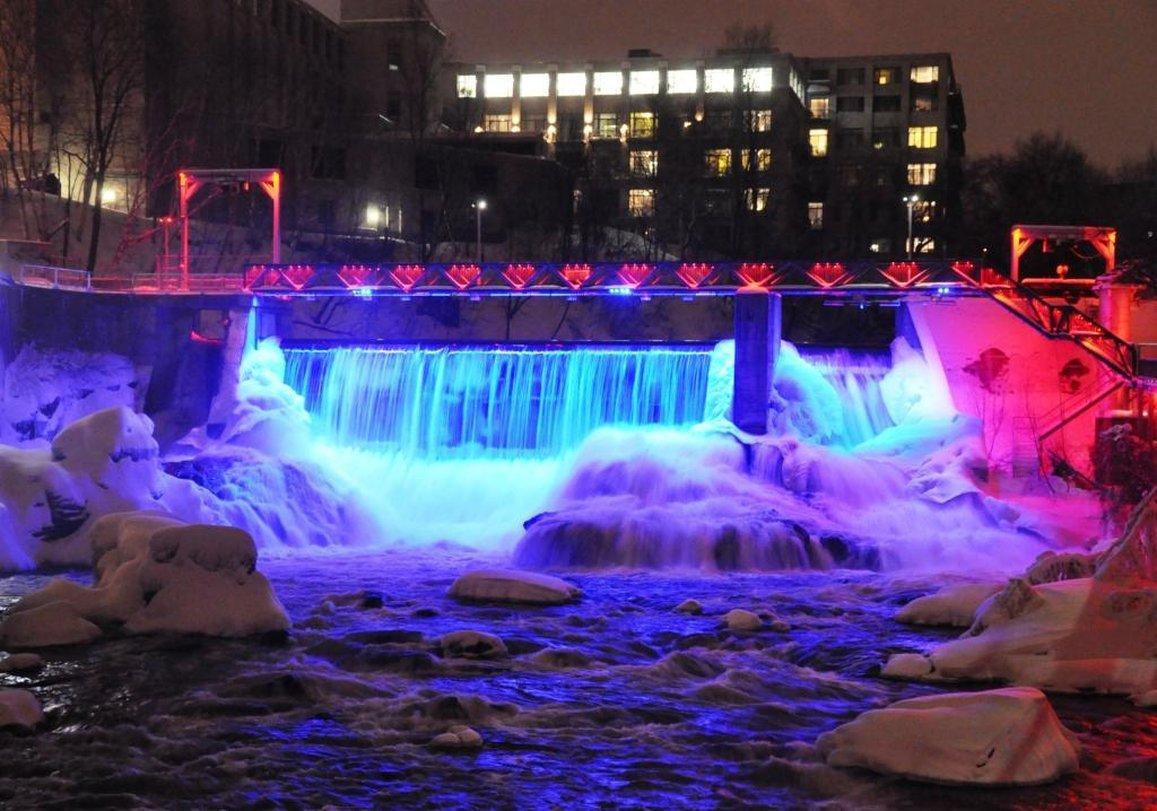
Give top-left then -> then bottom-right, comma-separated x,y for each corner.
903,194 -> 919,260
474,198 -> 487,263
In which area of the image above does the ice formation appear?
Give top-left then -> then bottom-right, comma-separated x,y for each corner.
1,511 -> 289,641
817,687 -> 1080,786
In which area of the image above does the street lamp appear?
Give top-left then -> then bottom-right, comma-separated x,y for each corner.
903,194 -> 920,260
473,198 -> 487,263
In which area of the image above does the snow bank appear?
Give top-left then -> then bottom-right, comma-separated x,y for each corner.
0,689 -> 44,730
0,345 -> 138,445
816,687 -> 1079,786
1,511 -> 289,641
0,602 -> 101,648
884,495 -> 1157,702
448,569 -> 580,605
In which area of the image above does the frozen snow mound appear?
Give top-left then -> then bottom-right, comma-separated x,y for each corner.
884,497 -> 1157,702
1,512 -> 289,640
448,569 -> 581,605
896,581 -> 1003,627
0,345 -> 138,445
816,687 -> 1079,786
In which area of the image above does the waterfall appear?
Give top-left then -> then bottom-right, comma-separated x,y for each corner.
797,347 -> 896,447
284,344 -> 714,458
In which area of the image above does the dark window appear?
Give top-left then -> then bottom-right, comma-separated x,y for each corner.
836,96 -> 865,113
836,67 -> 865,85
874,95 -> 901,112
809,68 -> 830,80
872,128 -> 901,149
835,128 -> 864,148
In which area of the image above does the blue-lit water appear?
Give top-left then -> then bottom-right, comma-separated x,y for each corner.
282,343 -> 895,457
1,553 -> 1148,809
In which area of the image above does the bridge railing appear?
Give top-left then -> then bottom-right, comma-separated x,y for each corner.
242,259 -> 984,297
17,264 -> 92,291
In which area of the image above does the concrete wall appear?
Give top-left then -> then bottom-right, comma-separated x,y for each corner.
907,294 -> 1126,476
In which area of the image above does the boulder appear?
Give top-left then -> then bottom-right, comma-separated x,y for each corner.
429,725 -> 483,751
0,689 -> 44,730
722,608 -> 763,632
675,599 -> 703,615
439,630 -> 508,660
0,601 -> 101,648
0,653 -> 44,673
817,687 -> 1079,786
448,569 -> 580,606
896,582 -> 1002,627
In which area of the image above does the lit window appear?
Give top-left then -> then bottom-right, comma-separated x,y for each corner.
745,187 -> 770,211
808,202 -> 824,229
593,71 -> 623,95
809,128 -> 829,157
913,200 -> 936,222
628,189 -> 655,217
910,65 -> 939,83
741,67 -> 773,92
520,73 -> 549,98
595,113 -> 618,138
907,125 -> 938,148
483,114 -> 512,132
809,97 -> 830,118
911,94 -> 937,112
870,239 -> 891,254
630,70 -> 660,95
483,73 -> 514,98
907,162 -> 937,185
629,111 -> 655,138
874,67 -> 897,85
630,150 -> 658,177
456,75 -> 477,98
750,109 -> 772,132
556,72 -> 587,97
910,237 -> 936,254
667,69 -> 697,94
705,148 -> 732,176
704,68 -> 735,93
741,148 -> 772,172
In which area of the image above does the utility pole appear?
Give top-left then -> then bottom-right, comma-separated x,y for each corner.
474,198 -> 487,263
903,193 -> 919,260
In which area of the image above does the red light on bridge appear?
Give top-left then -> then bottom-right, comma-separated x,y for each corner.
244,265 -> 270,289
561,263 -> 592,290
619,263 -> 652,288
282,264 -> 315,290
881,261 -> 926,288
446,263 -> 481,290
338,264 -> 378,288
390,264 -> 425,291
676,263 -> 713,289
737,262 -> 778,289
808,262 -> 849,288
502,263 -> 537,289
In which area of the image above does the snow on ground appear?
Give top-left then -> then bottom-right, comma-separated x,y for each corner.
817,687 -> 1080,786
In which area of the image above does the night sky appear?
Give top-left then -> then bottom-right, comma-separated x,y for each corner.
311,0 -> 1156,168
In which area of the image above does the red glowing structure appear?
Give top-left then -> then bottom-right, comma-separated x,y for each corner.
502,263 -> 538,289
1010,224 -> 1116,284
176,168 -> 281,292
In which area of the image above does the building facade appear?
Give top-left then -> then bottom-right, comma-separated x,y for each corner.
444,50 -> 965,260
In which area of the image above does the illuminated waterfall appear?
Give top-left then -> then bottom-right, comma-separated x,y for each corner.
284,344 -> 714,458
800,348 -> 895,447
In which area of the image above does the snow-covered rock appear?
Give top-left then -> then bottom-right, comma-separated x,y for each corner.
722,608 -> 763,631
0,601 -> 101,648
439,630 -> 508,660
0,346 -> 138,445
883,576 -> 1157,702
896,582 -> 1002,627
1024,551 -> 1097,585
3,511 -> 289,639
675,598 -> 703,615
1094,490 -> 1156,584
817,687 -> 1079,786
430,725 -> 483,751
0,689 -> 44,730
448,569 -> 580,605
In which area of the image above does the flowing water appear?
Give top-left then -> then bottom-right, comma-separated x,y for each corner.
1,553 -> 1151,809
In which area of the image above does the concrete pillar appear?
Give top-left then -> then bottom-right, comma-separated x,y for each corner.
732,291 -> 781,435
